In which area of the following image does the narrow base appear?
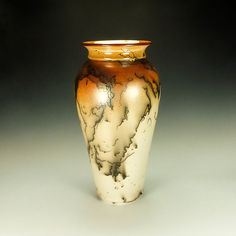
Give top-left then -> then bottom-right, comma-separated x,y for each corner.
96,190 -> 143,205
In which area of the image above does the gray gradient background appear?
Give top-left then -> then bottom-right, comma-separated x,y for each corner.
0,0 -> 235,235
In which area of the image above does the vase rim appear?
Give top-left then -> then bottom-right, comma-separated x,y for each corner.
83,40 -> 152,46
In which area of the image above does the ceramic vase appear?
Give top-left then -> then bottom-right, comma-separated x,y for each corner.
75,40 -> 161,204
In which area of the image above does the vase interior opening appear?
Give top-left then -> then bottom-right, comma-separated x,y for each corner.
83,40 -> 151,46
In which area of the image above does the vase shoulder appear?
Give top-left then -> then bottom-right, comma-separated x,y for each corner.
76,59 -> 160,103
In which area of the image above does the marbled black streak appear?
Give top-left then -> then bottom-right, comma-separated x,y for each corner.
114,151 -> 120,157
135,72 -> 160,98
113,76 -> 123,86
122,152 -> 134,162
87,63 -> 116,87
93,145 -> 103,170
130,191 -> 143,203
134,107 -> 149,134
117,105 -> 129,127
112,138 -> 119,146
91,106 -> 101,117
106,85 -> 114,110
109,162 -> 121,181
97,144 -> 111,153
87,106 -> 105,145
89,63 -> 116,109
122,196 -> 127,203
143,87 -> 152,114
139,59 -> 157,73
121,132 -> 136,160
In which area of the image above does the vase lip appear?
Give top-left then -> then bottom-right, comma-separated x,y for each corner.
83,40 -> 152,46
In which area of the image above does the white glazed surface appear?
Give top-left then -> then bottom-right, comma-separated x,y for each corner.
77,94 -> 159,204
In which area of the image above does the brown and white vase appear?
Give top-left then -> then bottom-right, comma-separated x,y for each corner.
75,40 -> 161,204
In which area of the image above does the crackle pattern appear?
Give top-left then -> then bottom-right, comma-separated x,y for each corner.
75,59 -> 160,204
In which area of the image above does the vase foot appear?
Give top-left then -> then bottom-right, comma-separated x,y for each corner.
96,190 -> 143,205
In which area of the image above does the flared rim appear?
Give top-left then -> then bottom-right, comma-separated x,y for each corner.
83,40 -> 152,46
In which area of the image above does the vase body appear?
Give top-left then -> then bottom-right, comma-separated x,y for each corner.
75,40 -> 161,204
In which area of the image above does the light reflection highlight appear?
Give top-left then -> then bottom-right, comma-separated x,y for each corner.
97,89 -> 108,104
127,86 -> 139,98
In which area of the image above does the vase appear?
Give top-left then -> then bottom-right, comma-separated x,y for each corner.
75,40 -> 161,204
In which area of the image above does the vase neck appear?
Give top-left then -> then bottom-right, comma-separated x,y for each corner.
83,40 -> 151,61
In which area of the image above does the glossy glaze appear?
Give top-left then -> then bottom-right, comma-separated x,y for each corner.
75,41 -> 160,204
